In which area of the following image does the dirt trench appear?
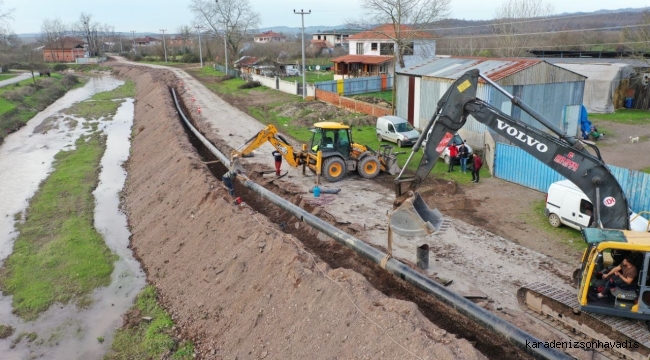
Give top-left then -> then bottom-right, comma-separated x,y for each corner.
113,64 -> 505,360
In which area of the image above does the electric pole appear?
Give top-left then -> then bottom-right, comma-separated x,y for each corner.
294,9 -> 311,99
195,25 -> 204,67
160,29 -> 168,62
131,30 -> 136,55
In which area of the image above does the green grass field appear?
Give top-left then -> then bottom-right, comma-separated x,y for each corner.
354,90 -> 393,104
64,80 -> 136,119
590,109 -> 650,124
0,97 -> 16,114
105,286 -> 194,360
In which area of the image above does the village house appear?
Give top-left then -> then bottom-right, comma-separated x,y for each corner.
134,36 -> 161,47
311,29 -> 358,48
42,37 -> 87,62
330,24 -> 435,80
253,31 -> 286,43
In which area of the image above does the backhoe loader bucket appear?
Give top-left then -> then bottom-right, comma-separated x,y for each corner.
390,192 -> 443,237
384,156 -> 401,175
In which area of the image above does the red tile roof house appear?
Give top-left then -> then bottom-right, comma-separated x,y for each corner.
134,36 -> 162,46
234,56 -> 259,74
253,31 -> 286,43
43,38 -> 87,62
331,24 -> 435,80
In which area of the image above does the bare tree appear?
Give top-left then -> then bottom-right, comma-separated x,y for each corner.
0,0 -> 15,45
621,10 -> 650,58
41,18 -> 68,62
177,25 -> 194,53
188,0 -> 260,67
350,0 -> 451,68
491,0 -> 554,57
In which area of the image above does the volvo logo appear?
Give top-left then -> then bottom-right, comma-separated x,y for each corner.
496,120 -> 548,153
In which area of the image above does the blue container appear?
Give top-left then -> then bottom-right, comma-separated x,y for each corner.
313,185 -> 321,197
625,97 -> 633,109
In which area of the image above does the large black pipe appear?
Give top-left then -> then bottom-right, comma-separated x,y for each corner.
170,88 -> 570,360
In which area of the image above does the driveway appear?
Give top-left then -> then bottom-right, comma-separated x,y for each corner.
0,72 -> 34,88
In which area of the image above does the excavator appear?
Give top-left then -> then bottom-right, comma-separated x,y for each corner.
390,69 -> 650,359
231,122 -> 401,183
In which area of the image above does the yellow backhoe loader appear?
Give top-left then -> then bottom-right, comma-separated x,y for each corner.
231,122 -> 401,183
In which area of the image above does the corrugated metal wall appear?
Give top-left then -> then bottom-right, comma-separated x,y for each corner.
314,76 -> 393,96
395,74 -> 410,120
494,143 -> 650,218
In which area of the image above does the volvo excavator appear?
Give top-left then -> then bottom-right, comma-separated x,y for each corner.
390,69 -> 650,359
231,122 -> 400,183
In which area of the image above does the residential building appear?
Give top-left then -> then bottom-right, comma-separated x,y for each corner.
134,36 -> 161,46
311,29 -> 358,48
42,37 -> 87,62
330,24 -> 436,80
254,31 -> 286,43
234,56 -> 259,74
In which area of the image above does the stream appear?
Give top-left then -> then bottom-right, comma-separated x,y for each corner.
0,76 -> 146,359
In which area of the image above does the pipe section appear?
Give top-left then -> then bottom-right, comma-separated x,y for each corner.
170,88 -> 570,360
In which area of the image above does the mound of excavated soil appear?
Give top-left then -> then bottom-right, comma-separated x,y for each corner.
112,64 -> 485,360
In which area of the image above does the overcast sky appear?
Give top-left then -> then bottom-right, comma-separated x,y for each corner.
2,0 -> 649,34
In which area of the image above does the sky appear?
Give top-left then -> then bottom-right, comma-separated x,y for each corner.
2,0 -> 649,35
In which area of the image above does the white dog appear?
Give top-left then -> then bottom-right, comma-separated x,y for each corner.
629,136 -> 639,144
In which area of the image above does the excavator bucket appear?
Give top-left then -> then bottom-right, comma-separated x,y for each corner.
389,192 -> 443,237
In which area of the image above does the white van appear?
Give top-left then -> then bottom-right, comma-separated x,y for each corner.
545,180 -> 649,232
376,115 -> 421,148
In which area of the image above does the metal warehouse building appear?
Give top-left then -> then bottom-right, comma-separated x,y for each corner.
394,57 -> 587,148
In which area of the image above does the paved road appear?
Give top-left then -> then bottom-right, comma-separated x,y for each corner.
0,72 -> 34,88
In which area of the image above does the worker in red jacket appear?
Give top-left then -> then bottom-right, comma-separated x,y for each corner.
447,144 -> 458,172
471,153 -> 483,183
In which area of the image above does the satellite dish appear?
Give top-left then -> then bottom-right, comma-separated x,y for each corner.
316,65 -> 321,70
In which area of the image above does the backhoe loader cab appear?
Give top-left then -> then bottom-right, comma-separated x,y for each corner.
574,228 -> 650,321
309,122 -> 351,158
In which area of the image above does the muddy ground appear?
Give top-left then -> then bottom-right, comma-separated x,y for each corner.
110,59 -> 649,360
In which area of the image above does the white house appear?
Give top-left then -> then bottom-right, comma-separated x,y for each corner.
311,29 -> 358,48
254,31 -> 286,43
331,24 -> 435,80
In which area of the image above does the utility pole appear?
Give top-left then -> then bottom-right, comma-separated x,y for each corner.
195,25 -> 204,67
294,9 -> 311,99
160,29 -> 168,62
131,30 -> 136,55
119,35 -> 123,53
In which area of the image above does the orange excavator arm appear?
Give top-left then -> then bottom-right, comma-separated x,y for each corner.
232,124 -> 303,168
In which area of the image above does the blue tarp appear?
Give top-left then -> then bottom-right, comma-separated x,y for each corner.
579,105 -> 592,140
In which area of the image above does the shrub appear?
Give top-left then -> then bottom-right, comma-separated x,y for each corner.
61,74 -> 79,87
53,63 -> 69,71
220,75 -> 235,81
180,53 -> 199,63
238,81 -> 261,89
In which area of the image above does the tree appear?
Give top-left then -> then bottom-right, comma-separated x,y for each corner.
177,25 -> 193,54
621,10 -> 650,58
491,0 -> 554,57
188,0 -> 261,67
351,0 -> 451,68
41,18 -> 68,62
0,0 -> 14,44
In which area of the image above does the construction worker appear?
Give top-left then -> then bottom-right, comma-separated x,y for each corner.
272,150 -> 282,176
222,169 -> 241,197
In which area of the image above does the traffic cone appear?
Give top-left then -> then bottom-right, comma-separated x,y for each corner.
197,106 -> 202,114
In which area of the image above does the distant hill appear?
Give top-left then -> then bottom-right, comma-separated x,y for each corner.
255,25 -> 348,36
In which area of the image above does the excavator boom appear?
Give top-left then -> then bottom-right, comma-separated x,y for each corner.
233,124 -> 302,168
397,68 -> 630,231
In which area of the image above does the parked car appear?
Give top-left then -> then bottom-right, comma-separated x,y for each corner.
545,180 -> 649,232
375,115 -> 421,148
422,132 -> 473,164
285,68 -> 301,76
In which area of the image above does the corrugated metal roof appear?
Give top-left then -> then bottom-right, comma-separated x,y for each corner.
397,57 -> 545,81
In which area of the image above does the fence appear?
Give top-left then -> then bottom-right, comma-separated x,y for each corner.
76,57 -> 107,64
214,64 -> 241,78
315,89 -> 392,117
493,142 -> 650,217
314,75 -> 393,96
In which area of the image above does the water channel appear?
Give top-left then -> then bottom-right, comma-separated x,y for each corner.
0,76 -> 146,359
